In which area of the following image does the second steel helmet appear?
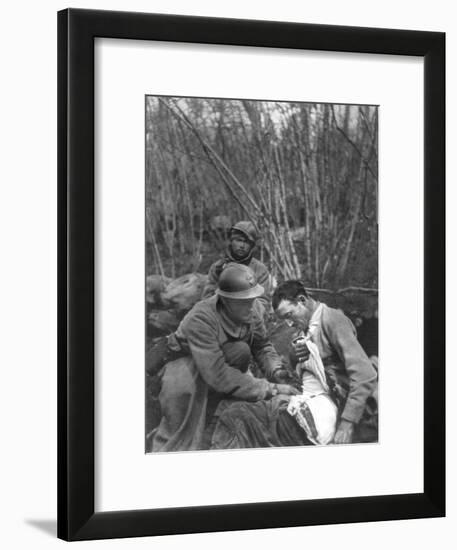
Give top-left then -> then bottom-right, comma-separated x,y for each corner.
216,263 -> 265,300
229,221 -> 258,245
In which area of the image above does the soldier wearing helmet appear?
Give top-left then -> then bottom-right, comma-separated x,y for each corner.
151,264 -> 299,452
201,221 -> 273,311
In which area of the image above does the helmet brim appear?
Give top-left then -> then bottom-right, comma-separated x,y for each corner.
229,227 -> 256,245
216,284 -> 265,300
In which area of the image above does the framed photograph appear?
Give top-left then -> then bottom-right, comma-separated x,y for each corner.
58,8 -> 445,541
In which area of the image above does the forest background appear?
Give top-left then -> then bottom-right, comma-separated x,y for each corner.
145,96 -> 378,290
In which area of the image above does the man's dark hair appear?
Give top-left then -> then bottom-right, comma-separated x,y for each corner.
272,280 -> 310,310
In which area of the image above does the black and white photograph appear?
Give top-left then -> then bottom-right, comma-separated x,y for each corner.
0,0 -> 450,546
145,96 -> 379,453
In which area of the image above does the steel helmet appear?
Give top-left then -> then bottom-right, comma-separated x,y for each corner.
216,263 -> 265,300
229,221 -> 258,245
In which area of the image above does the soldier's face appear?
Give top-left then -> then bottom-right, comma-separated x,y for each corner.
230,235 -> 252,260
221,297 -> 255,324
275,297 -> 313,332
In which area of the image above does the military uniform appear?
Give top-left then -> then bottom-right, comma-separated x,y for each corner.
151,295 -> 282,452
202,251 -> 272,309
202,221 -> 273,310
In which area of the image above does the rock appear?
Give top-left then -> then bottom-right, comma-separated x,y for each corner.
210,215 -> 231,232
148,309 -> 181,336
146,274 -> 172,306
160,272 -> 208,311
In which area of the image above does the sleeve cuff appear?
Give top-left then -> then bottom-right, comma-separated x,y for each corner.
341,407 -> 364,424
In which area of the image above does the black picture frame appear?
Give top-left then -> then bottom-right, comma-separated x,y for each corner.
58,8 -> 445,541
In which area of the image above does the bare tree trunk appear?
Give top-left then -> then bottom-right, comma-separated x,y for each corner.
146,208 -> 165,278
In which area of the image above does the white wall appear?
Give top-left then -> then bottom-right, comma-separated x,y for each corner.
0,1 -> 453,549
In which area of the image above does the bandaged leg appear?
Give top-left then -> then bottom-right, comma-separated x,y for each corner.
287,370 -> 338,445
211,396 -> 311,449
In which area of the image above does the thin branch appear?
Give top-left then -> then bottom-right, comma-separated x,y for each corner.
159,98 -> 262,216
330,105 -> 377,181
306,286 -> 378,295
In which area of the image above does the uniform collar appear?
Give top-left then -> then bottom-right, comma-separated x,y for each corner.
226,246 -> 254,266
216,297 -> 250,339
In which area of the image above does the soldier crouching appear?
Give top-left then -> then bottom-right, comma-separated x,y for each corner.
150,263 -> 299,452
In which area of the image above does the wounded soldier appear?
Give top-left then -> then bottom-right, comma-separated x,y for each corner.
211,280 -> 378,449
151,264 -> 300,452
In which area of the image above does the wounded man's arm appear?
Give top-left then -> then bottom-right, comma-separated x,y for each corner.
324,310 -> 377,424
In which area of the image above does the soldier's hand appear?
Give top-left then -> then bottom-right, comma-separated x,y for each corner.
333,419 -> 355,444
275,383 -> 300,396
272,369 -> 302,390
272,369 -> 291,383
